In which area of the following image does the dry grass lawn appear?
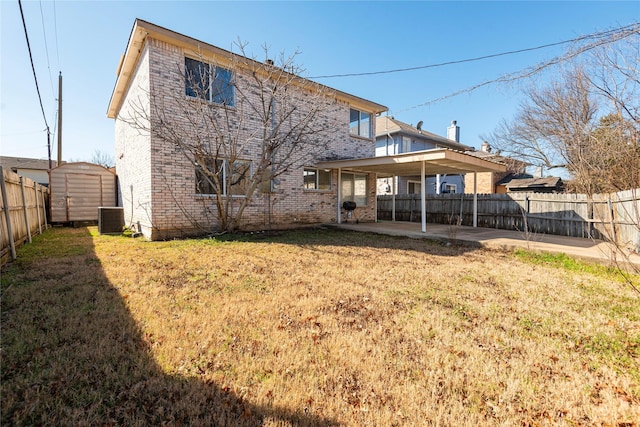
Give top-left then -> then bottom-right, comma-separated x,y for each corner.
1,226 -> 639,426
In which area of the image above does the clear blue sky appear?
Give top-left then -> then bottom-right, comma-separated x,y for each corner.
1,1 -> 638,163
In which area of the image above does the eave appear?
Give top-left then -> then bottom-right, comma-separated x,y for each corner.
107,19 -> 387,119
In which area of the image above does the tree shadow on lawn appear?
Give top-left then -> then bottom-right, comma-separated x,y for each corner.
0,227 -> 336,426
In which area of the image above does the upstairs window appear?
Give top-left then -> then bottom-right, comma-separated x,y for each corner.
303,168 -> 331,190
185,57 -> 234,107
195,157 -> 250,196
349,108 -> 371,138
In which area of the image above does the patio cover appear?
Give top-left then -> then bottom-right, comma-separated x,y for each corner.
316,148 -> 507,232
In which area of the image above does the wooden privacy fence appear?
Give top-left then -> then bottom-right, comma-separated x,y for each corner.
378,189 -> 640,250
1,166 -> 50,266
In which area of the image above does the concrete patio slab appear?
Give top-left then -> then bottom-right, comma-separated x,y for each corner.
330,221 -> 640,268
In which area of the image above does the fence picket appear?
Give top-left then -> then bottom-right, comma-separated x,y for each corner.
1,167 -> 50,265
378,190 -> 640,248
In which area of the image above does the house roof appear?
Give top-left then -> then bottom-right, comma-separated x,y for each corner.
316,148 -> 506,177
375,116 -> 473,151
107,19 -> 388,119
465,150 -> 530,168
502,176 -> 563,190
0,156 -> 58,171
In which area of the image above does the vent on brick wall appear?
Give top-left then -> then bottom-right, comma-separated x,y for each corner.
99,207 -> 125,234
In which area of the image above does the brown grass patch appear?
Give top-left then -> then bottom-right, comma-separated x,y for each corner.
1,226 -> 639,425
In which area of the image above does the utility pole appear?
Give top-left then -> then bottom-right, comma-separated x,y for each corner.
57,72 -> 62,165
47,127 -> 52,170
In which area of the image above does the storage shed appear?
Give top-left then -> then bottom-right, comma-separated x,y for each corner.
49,162 -> 117,223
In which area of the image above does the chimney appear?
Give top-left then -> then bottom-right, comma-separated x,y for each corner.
481,141 -> 492,153
533,166 -> 543,178
447,120 -> 460,142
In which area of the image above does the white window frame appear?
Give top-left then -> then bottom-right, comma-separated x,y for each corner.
303,168 -> 332,191
341,172 -> 368,206
444,183 -> 457,194
349,108 -> 372,138
407,180 -> 421,195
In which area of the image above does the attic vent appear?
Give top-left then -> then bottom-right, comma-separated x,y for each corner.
98,207 -> 124,234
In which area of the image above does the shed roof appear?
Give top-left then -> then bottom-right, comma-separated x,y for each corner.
316,148 -> 506,177
107,19 -> 388,119
502,176 -> 563,190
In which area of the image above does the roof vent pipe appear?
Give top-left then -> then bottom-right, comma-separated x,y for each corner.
447,120 -> 460,142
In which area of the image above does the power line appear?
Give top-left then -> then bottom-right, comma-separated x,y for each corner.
53,0 -> 60,70
394,23 -> 640,114
39,0 -> 56,101
308,23 -> 639,80
18,0 -> 50,132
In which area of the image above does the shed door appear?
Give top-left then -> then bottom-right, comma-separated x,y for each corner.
65,173 -> 103,221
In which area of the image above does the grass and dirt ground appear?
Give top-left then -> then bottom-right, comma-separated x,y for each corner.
1,226 -> 639,426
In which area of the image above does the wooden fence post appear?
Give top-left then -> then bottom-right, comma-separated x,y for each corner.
607,195 -> 617,244
0,166 -> 17,261
41,186 -> 48,227
20,176 -> 32,244
34,181 -> 42,235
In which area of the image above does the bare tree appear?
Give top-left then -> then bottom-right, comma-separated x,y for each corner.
90,149 -> 115,168
489,33 -> 640,288
121,44 -> 339,233
489,30 -> 639,194
490,67 -> 596,178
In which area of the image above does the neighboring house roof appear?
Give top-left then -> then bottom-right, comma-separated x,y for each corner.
107,19 -> 388,119
375,116 -> 473,151
465,150 -> 530,169
497,174 -> 563,192
0,156 -> 58,171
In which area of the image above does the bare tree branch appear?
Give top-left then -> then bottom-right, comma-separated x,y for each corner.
118,43 -> 339,233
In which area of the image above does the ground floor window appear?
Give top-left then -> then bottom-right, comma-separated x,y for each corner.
341,172 -> 367,206
407,180 -> 421,195
303,168 -> 331,190
195,157 -> 251,196
443,183 -> 457,194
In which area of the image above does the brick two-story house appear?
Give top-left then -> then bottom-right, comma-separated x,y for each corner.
107,19 -> 387,240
